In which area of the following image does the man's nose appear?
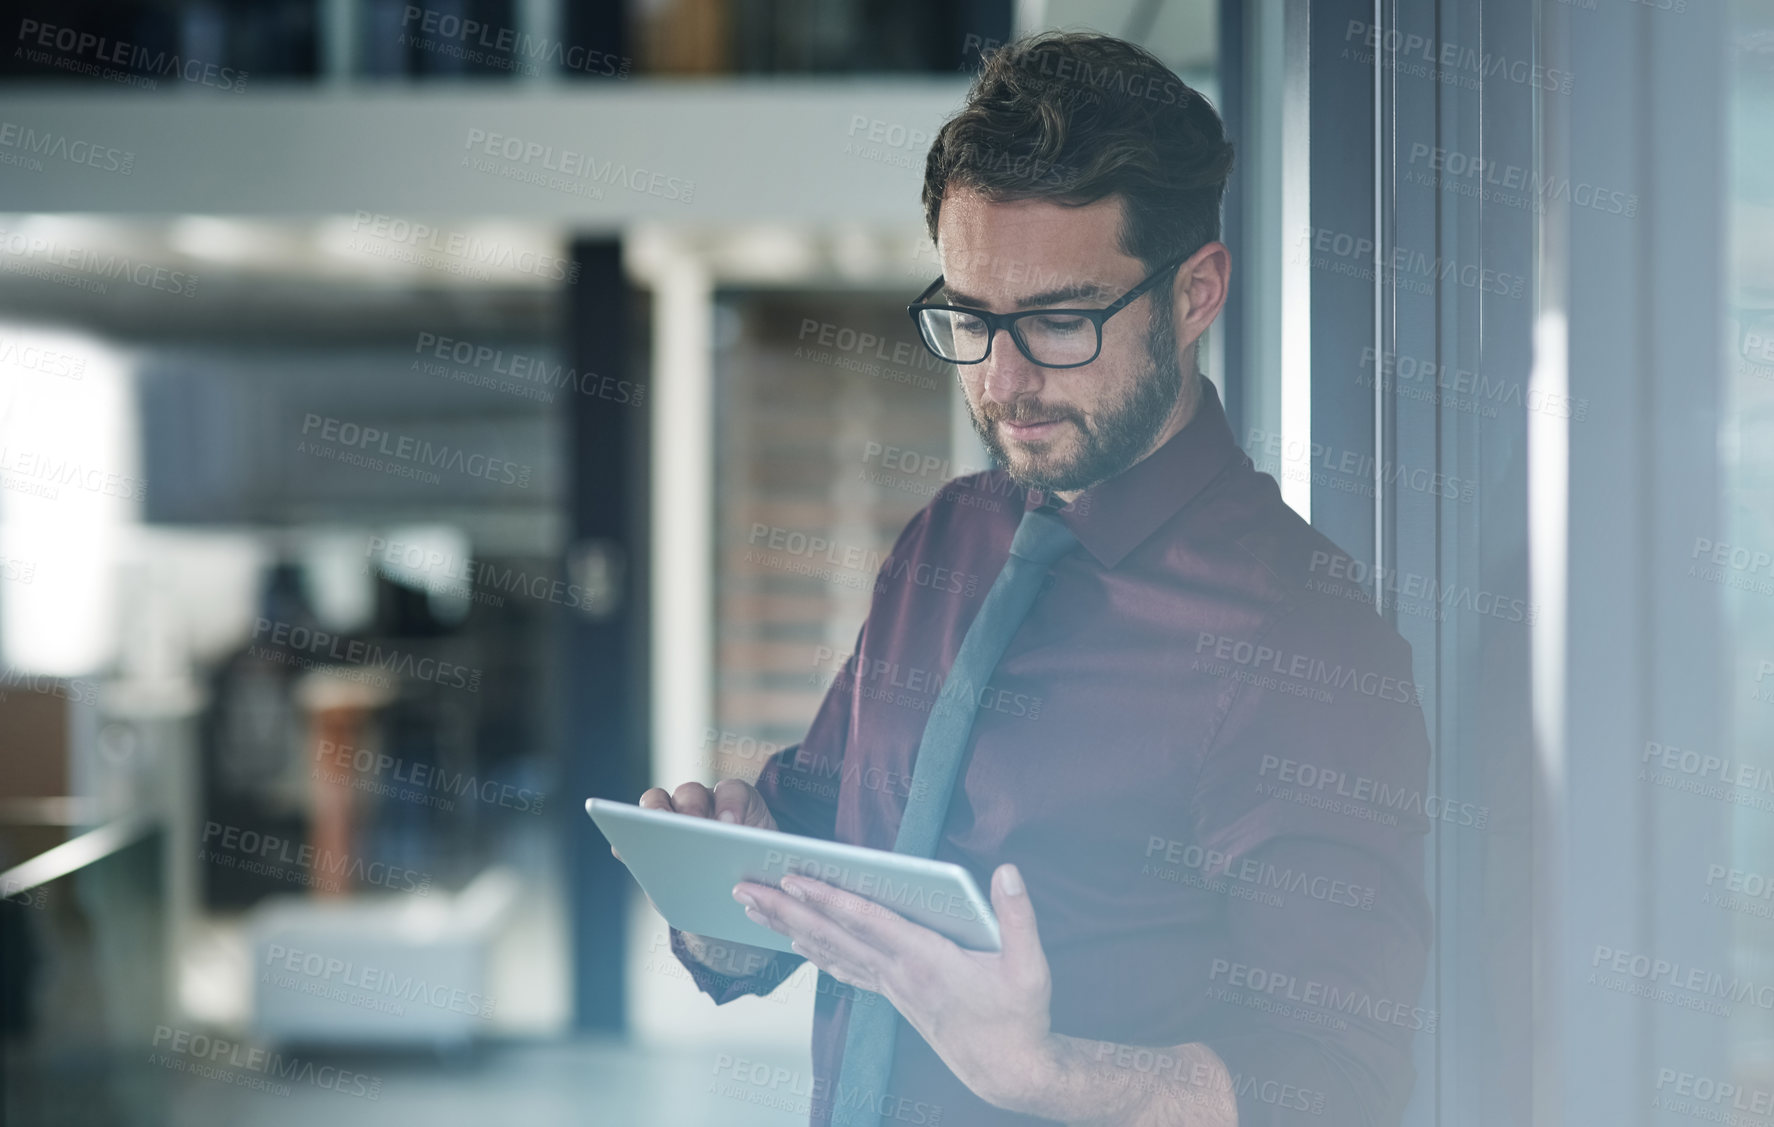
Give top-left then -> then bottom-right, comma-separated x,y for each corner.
979,328 -> 1044,405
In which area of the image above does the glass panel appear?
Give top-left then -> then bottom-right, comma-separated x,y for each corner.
711,290 -> 954,767
1724,0 -> 1774,1091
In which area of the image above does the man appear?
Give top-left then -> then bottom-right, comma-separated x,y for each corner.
638,31 -> 1432,1127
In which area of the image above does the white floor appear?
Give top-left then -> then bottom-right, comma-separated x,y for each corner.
160,1036 -> 819,1127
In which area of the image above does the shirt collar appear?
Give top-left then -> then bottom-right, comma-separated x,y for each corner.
1022,375 -> 1242,569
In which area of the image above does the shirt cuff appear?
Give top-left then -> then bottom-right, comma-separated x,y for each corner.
668,926 -> 804,1005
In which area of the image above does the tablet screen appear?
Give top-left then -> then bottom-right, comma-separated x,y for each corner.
586,798 -> 1001,954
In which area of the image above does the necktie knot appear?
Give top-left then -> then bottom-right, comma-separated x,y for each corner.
1009,506 -> 1078,567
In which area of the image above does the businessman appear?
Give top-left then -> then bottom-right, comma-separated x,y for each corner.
638,30 -> 1432,1127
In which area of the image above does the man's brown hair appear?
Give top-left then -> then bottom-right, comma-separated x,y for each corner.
921,31 -> 1235,287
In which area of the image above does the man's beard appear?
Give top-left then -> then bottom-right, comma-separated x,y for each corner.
969,297 -> 1185,494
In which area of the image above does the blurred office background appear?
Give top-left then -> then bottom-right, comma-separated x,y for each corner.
0,0 -> 1768,1124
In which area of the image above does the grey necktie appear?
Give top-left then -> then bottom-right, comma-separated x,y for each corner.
826,503 -> 1078,1127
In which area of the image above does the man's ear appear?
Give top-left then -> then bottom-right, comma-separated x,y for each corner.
1173,241 -> 1231,346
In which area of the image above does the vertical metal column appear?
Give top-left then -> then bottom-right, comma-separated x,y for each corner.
1307,0 -> 1379,559
562,238 -> 651,1034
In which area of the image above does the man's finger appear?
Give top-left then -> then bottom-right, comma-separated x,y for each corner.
742,877 -> 928,965
709,780 -> 752,823
712,778 -> 765,826
637,787 -> 675,812
736,882 -> 891,968
670,781 -> 715,817
780,875 -> 938,955
790,939 -> 881,994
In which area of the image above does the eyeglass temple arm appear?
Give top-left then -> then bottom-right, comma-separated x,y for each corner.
1098,254 -> 1189,318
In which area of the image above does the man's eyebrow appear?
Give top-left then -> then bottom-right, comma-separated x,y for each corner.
939,280 -> 1114,310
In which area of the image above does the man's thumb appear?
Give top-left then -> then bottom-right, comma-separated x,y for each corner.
990,863 -> 1045,968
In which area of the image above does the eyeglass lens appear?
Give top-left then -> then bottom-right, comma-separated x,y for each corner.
916,309 -> 1100,366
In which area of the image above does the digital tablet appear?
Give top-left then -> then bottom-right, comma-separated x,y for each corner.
585,798 -> 1001,954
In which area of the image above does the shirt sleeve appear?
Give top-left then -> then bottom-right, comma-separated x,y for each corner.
668,629 -> 862,1003
668,502 -> 949,1005
1189,603 -> 1436,1127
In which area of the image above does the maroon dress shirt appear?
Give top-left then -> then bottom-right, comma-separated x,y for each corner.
672,377 -> 1434,1127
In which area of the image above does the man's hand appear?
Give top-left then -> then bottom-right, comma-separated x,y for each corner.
621,779 -> 781,976
732,862 -> 1059,1116
635,778 -> 779,832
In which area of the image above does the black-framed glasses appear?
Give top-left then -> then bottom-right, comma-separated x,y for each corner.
907,252 -> 1187,369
